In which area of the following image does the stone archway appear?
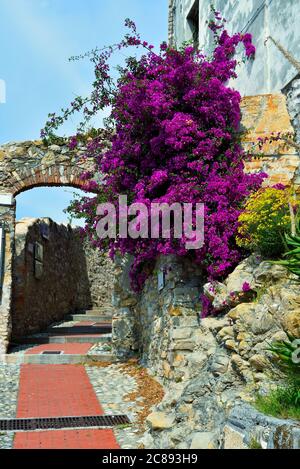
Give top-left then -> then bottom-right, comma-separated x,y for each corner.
0,140 -> 95,196
0,139 -> 96,353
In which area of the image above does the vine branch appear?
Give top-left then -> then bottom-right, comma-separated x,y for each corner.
265,36 -> 300,74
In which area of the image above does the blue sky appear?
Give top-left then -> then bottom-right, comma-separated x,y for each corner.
0,0 -> 168,224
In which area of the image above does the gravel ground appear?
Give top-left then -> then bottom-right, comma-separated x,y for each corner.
86,364 -> 143,449
0,364 -> 20,449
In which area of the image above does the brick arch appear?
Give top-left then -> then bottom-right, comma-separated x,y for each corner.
0,139 -> 101,354
0,140 -> 97,196
11,164 -> 88,196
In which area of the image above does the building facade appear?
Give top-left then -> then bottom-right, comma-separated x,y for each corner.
168,0 -> 300,96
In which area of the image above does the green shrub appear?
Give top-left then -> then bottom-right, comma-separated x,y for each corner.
268,334 -> 300,389
236,187 -> 292,257
255,386 -> 300,420
255,334 -> 300,420
276,216 -> 300,277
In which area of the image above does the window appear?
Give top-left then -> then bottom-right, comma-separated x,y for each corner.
187,1 -> 199,49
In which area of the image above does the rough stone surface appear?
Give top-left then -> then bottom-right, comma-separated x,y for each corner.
0,137 -> 106,352
0,139 -> 95,196
226,404 -> 300,449
83,241 -> 115,310
113,254 -> 203,377
11,218 -> 115,339
146,412 -> 175,431
0,363 -> 20,449
190,431 -> 216,449
0,204 -> 15,354
85,364 -> 141,449
138,256 -> 300,449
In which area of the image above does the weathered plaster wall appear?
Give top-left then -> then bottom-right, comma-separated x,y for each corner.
169,0 -> 300,96
11,218 -> 92,339
284,75 -> 300,145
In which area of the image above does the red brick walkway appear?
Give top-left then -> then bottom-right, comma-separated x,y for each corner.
14,429 -> 119,449
14,347 -> 119,449
25,343 -> 93,355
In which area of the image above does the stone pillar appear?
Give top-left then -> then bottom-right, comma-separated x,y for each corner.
111,253 -> 204,371
111,254 -> 139,360
135,255 -> 203,378
0,193 -> 15,354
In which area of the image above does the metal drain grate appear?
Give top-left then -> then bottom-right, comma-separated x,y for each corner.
0,415 -> 130,431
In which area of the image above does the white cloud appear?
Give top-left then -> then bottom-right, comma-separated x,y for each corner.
0,79 -> 6,104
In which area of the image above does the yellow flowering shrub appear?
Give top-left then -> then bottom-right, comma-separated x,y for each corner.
236,187 -> 294,257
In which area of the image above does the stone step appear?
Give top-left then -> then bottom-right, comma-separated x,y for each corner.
85,308 -> 115,315
66,314 -> 113,322
46,325 -> 112,335
1,353 -> 114,365
12,334 -> 112,345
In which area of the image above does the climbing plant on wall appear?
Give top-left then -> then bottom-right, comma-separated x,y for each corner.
42,11 -> 266,291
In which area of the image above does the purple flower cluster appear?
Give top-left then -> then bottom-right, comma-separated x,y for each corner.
242,282 -> 251,292
43,13 -> 265,291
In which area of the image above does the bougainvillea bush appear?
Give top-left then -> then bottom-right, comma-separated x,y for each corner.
42,12 -> 266,291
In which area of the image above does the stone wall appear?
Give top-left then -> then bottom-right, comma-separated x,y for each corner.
83,240 -> 115,310
1,92 -> 299,353
0,139 -> 97,197
11,217 -> 116,340
112,255 -> 203,374
241,94 -> 300,187
0,138 -> 97,351
11,218 -> 92,339
0,136 -> 110,351
139,257 -> 300,449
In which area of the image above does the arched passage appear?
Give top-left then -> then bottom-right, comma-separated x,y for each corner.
0,139 -> 98,352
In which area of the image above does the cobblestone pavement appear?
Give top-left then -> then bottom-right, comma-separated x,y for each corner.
0,364 -> 20,449
86,365 -> 143,449
0,316 -> 143,449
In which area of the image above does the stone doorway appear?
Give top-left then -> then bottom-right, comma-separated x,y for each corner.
0,139 -> 114,352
